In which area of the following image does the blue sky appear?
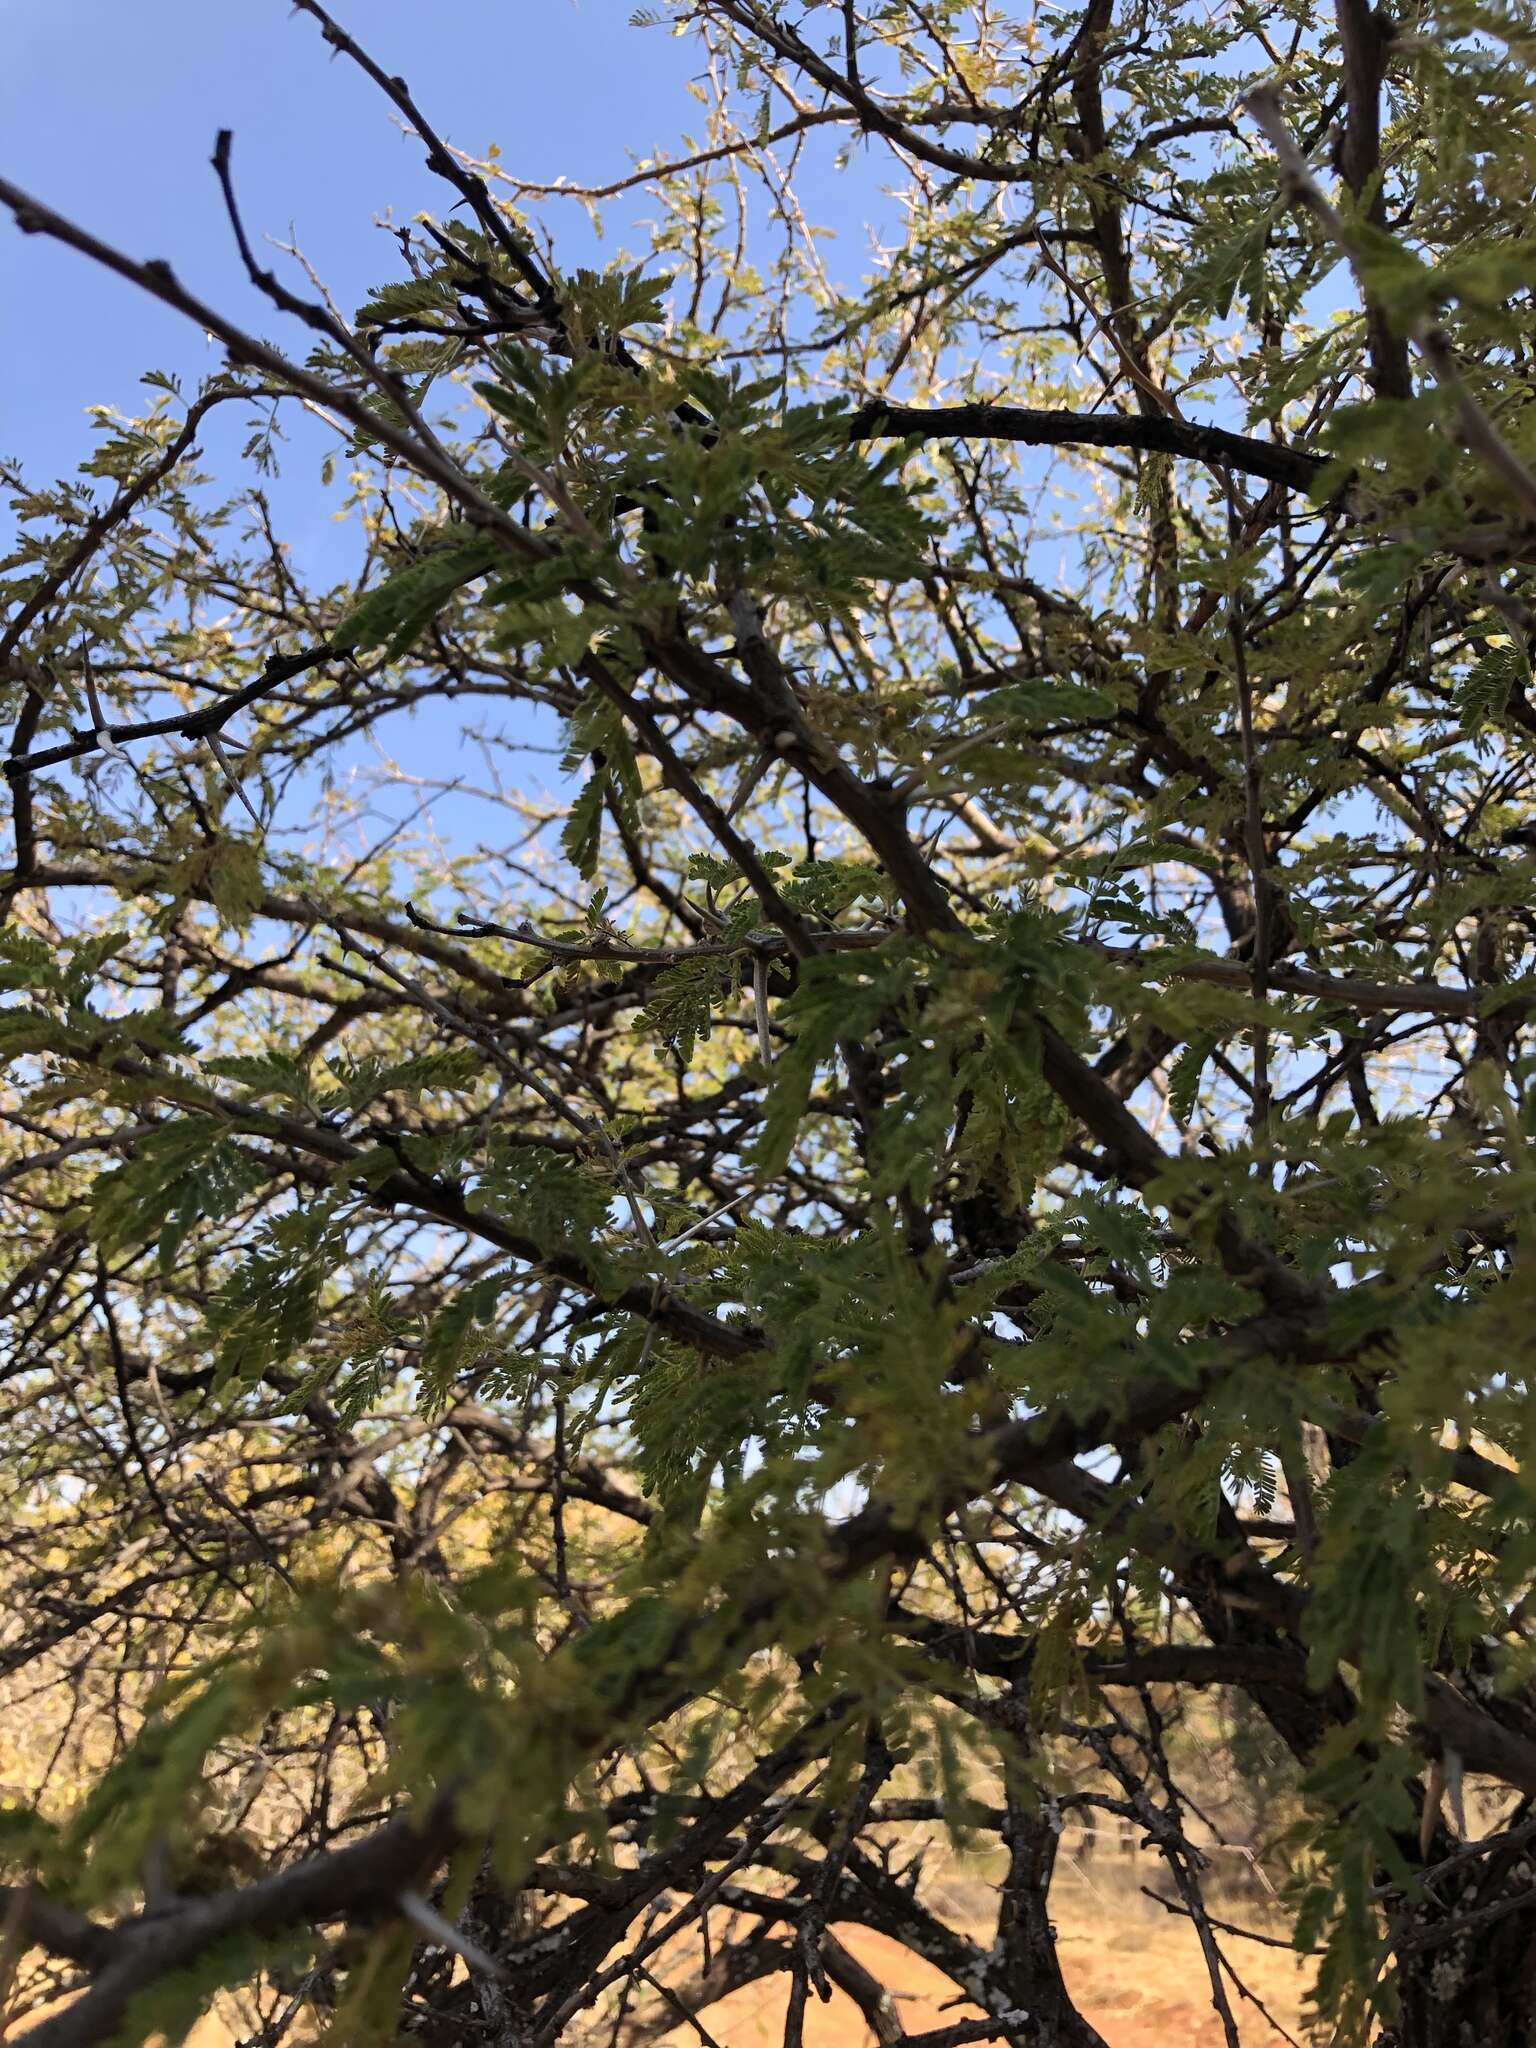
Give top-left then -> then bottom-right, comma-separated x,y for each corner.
3,7 -> 1371,905
1,3 -> 902,856
5,4 -> 695,479
1,3 -> 878,859
3,4 -> 891,490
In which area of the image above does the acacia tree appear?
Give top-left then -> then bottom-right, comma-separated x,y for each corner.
4,1 -> 1536,2042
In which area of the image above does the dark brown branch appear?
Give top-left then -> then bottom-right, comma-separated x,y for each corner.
25,1796 -> 459,2048
0,1886 -> 118,1972
4,644 -> 339,780
847,401 -> 1328,493
1334,0 -> 1413,401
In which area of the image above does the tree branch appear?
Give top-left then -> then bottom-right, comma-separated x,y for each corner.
847,401 -> 1327,492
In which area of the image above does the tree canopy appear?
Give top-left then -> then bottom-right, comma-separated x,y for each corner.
5,2 -> 1536,2042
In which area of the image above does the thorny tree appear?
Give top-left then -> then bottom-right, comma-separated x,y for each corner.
3,1 -> 1536,2043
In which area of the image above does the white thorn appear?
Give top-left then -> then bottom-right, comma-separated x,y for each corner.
204,730 -> 264,830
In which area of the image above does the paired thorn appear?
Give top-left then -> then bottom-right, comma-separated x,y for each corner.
203,728 -> 264,830
753,954 -> 774,1066
394,1889 -> 504,1982
80,640 -> 131,767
